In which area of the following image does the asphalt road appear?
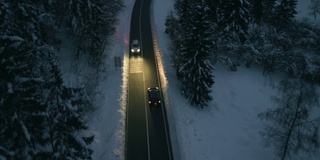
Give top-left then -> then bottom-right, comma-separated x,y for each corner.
126,0 -> 173,160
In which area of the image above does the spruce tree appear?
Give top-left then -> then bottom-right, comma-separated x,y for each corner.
0,1 -> 47,157
43,53 -> 93,159
178,0 -> 215,108
218,0 -> 250,43
0,1 -> 94,159
205,0 -> 219,22
165,10 -> 178,38
252,0 -> 264,23
87,0 -> 123,67
65,0 -> 123,62
261,0 -> 276,24
217,0 -> 250,70
273,0 -> 297,28
172,0 -> 194,79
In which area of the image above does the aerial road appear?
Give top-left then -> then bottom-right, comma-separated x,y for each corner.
125,0 -> 173,160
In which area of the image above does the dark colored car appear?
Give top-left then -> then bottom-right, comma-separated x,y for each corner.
147,87 -> 161,106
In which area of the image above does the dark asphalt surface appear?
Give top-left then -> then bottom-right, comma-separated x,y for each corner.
126,0 -> 173,160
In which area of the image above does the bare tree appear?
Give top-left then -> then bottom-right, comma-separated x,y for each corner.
309,0 -> 320,20
258,79 -> 320,160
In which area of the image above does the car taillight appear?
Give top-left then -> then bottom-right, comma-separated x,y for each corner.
158,100 -> 161,104
148,101 -> 151,104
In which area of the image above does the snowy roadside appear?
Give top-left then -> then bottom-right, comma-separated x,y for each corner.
150,0 -> 181,160
75,0 -> 320,159
86,0 -> 133,159
152,0 -> 320,160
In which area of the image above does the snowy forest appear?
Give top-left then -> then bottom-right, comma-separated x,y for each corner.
166,0 -> 320,159
1,0 -> 320,159
0,0 -> 123,159
165,0 -> 320,107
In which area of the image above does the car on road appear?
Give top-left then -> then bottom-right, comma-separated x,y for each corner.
148,87 -> 161,106
131,39 -> 140,54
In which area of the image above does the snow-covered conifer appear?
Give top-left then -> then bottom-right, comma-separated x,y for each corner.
169,0 -> 194,79
260,0 -> 277,24
218,0 -> 250,43
178,0 -> 215,108
273,0 -> 298,28
252,0 -> 264,23
0,1 -> 94,159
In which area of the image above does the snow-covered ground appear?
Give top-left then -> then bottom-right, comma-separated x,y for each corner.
58,0 -> 320,160
86,0 -> 134,159
152,1 -> 320,160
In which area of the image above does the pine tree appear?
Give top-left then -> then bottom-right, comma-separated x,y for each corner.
0,1 -> 94,159
218,0 -> 250,43
171,0 -> 194,79
0,40 -> 49,159
64,0 -> 123,62
37,2 -> 60,46
204,0 -> 219,23
261,0 -> 276,24
42,53 -> 93,159
165,10 -> 178,38
216,0 -> 250,70
64,0 -> 92,58
252,0 -> 264,23
178,0 -> 215,108
273,0 -> 297,28
87,0 -> 124,68
0,1 -> 47,157
46,85 -> 93,160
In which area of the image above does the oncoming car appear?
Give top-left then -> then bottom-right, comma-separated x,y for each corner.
147,87 -> 161,106
131,39 -> 140,54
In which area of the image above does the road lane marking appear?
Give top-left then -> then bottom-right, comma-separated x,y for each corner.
139,0 -> 150,159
